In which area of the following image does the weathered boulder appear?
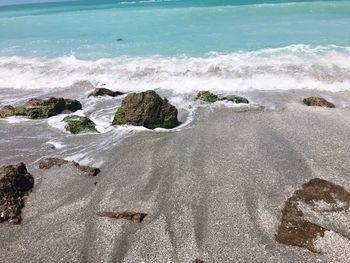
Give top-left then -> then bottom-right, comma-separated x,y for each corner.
88,88 -> 124,97
0,105 -> 16,118
275,178 -> 350,252
112,90 -> 179,129
0,163 -> 34,224
63,115 -> 96,134
196,91 -> 249,104
0,97 -> 82,119
38,157 -> 100,177
303,97 -> 335,108
196,91 -> 219,103
96,211 -> 147,223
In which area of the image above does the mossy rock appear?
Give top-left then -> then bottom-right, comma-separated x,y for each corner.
64,99 -> 82,112
88,88 -> 124,97
303,97 -> 335,108
0,105 -> 16,118
195,91 -> 219,103
222,96 -> 249,104
112,90 -> 179,129
63,115 -> 96,134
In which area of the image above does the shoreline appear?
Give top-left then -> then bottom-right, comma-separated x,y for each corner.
1,99 -> 350,262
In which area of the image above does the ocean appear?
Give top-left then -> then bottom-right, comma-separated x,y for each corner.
0,0 -> 350,92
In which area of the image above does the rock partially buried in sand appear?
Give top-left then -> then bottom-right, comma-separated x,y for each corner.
112,90 -> 179,129
196,91 -> 249,104
0,163 -> 34,224
0,97 -> 82,119
63,115 -> 96,134
97,211 -> 147,223
303,97 -> 335,108
192,259 -> 206,263
88,88 -> 124,97
38,158 -> 100,177
275,178 -> 350,253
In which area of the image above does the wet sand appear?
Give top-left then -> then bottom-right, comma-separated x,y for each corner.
1,97 -> 350,262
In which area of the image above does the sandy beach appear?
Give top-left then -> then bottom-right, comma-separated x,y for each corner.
1,90 -> 350,262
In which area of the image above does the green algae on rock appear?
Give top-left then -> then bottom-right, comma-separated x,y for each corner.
63,115 -> 96,134
196,91 -> 219,103
112,90 -> 179,129
88,87 -> 124,97
222,95 -> 249,104
196,91 -> 249,104
303,97 -> 335,108
0,97 -> 82,119
275,178 -> 350,253
0,163 -> 34,224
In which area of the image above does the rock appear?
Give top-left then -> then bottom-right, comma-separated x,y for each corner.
96,211 -> 147,223
222,95 -> 249,104
0,163 -> 34,224
192,259 -> 205,263
112,90 -> 179,129
196,91 -> 219,103
63,115 -> 96,134
0,105 -> 16,118
38,158 -> 100,177
303,97 -> 335,108
196,91 -> 249,104
275,178 -> 350,253
64,99 -> 82,112
0,97 -> 82,119
88,88 -> 124,97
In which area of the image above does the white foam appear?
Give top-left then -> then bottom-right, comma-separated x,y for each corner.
1,45 -> 350,93
1,116 -> 29,124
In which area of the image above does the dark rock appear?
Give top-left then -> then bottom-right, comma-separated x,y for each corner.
63,115 -> 96,134
303,97 -> 335,108
112,90 -> 179,129
88,88 -> 124,97
64,99 -> 82,112
116,38 -> 123,42
193,259 -> 205,263
38,158 -> 100,177
0,163 -> 34,224
275,178 -> 350,252
0,97 -> 82,119
96,211 -> 147,223
196,91 -> 249,104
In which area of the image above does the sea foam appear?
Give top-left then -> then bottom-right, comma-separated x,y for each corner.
0,45 -> 349,93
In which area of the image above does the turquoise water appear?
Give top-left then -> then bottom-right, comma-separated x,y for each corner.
0,0 -> 350,92
0,0 -> 350,58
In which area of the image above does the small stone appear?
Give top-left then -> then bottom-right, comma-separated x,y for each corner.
88,88 -> 124,97
303,97 -> 335,108
96,211 -> 147,223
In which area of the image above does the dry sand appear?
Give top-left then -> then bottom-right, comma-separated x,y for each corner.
1,97 -> 350,262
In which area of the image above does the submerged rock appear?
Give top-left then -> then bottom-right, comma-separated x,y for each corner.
0,163 -> 34,224
275,178 -> 350,253
196,91 -> 249,104
96,211 -> 147,223
88,88 -> 124,97
112,90 -> 179,129
63,115 -> 96,134
0,97 -> 82,119
38,157 -> 100,177
222,95 -> 249,104
303,97 -> 335,108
